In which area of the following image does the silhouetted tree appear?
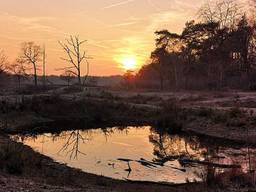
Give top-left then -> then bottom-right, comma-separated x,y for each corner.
6,58 -> 27,90
0,50 -> 7,74
150,47 -> 170,90
236,15 -> 255,72
137,3 -> 256,90
20,42 -> 42,87
136,64 -> 159,88
123,70 -> 135,89
59,36 -> 90,85
199,0 -> 241,29
155,30 -> 182,89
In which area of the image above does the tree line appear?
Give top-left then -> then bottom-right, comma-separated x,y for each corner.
0,36 -> 90,89
135,0 -> 256,90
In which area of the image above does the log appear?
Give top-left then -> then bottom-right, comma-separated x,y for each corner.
179,159 -> 241,169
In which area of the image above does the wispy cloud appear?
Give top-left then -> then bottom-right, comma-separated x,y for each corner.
110,21 -> 138,27
147,0 -> 162,11
0,12 -> 61,34
102,0 -> 136,9
145,0 -> 205,33
108,16 -> 143,28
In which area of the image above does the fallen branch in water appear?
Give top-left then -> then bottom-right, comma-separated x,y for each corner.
139,158 -> 186,172
117,158 -> 186,172
179,158 -> 241,169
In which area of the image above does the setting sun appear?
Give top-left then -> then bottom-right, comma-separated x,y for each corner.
121,57 -> 137,71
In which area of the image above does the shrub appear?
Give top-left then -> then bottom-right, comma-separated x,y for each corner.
155,101 -> 183,133
0,140 -> 42,175
0,142 -> 24,175
228,107 -> 244,118
196,108 -> 214,118
63,85 -> 83,94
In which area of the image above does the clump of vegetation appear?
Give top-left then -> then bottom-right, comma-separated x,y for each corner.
0,140 -> 42,175
127,94 -> 162,105
191,107 -> 247,126
196,107 -> 214,118
0,143 -> 24,174
99,90 -> 115,99
62,84 -> 83,94
155,101 -> 184,134
0,94 -> 157,133
16,85 -> 58,95
228,107 -> 244,118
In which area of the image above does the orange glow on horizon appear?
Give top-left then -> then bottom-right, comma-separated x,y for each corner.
0,0 -> 207,76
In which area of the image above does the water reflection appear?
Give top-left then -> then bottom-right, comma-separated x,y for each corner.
149,131 -> 206,163
57,130 -> 89,159
11,126 -> 256,185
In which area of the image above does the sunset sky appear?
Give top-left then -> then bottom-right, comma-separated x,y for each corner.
0,0 -> 248,76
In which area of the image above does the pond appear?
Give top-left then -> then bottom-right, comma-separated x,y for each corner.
11,126 -> 256,184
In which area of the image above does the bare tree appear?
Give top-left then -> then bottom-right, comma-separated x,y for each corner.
6,58 -> 27,90
20,42 -> 42,87
0,50 -> 7,74
59,36 -> 90,85
199,0 -> 242,29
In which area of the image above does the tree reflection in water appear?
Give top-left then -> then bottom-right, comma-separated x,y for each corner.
56,127 -> 131,160
57,130 -> 89,159
11,126 -> 256,186
148,128 -> 256,186
149,129 -> 205,164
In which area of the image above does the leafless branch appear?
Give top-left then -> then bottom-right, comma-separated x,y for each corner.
59,35 -> 90,85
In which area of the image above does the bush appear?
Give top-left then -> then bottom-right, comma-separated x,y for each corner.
228,107 -> 244,118
0,140 -> 42,175
0,142 -> 24,175
195,108 -> 227,123
197,108 -> 214,118
155,101 -> 183,133
99,91 -> 115,99
63,85 -> 83,94
212,111 -> 228,124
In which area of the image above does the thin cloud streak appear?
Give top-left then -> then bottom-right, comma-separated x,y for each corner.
102,0 -> 136,9
110,21 -> 138,27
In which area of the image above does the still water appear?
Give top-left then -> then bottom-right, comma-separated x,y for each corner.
12,126 -> 256,184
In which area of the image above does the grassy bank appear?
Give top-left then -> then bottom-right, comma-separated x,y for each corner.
0,93 -> 156,134
1,92 -> 256,145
